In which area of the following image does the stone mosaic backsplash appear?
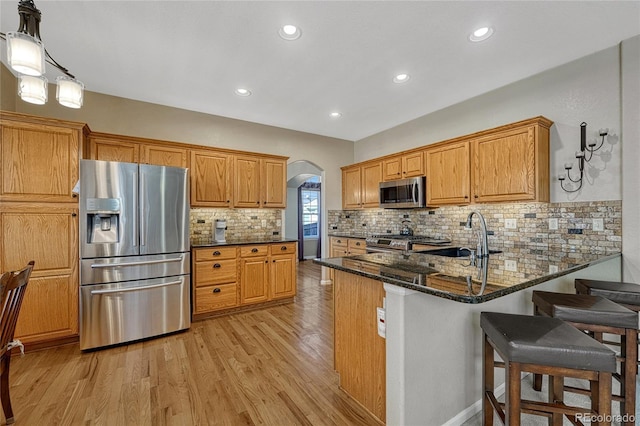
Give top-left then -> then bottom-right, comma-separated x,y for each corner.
328,201 -> 622,255
190,208 -> 282,244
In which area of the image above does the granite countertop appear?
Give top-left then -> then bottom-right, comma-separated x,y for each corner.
313,244 -> 621,303
192,236 -> 298,248
328,233 -> 369,239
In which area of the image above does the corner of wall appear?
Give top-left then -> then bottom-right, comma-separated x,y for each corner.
0,63 -> 18,112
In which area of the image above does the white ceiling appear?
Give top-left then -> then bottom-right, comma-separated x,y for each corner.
1,1 -> 639,141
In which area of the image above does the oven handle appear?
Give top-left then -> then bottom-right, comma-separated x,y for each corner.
366,246 -> 397,254
90,255 -> 184,269
90,280 -> 183,295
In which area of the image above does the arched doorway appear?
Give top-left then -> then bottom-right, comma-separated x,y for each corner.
286,160 -> 323,260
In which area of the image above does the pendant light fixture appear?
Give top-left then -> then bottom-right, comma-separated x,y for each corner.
1,0 -> 84,108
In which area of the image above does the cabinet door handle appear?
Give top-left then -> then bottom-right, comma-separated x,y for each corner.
72,193 -> 78,198
213,288 -> 221,293
252,248 -> 258,253
71,212 -> 77,217
474,195 -> 478,198
213,251 -> 221,256
257,201 -> 260,204
281,246 -> 287,251
213,263 -> 221,268
273,260 -> 276,263
265,260 -> 268,263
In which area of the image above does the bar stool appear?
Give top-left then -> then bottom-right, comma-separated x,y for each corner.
575,278 -> 640,312
532,290 -> 638,425
481,311 -> 615,425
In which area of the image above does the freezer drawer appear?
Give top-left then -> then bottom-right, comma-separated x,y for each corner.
80,275 -> 190,350
81,253 -> 190,285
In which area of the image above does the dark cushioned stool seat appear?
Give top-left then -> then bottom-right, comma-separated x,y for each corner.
481,311 -> 616,372
532,290 -> 639,329
481,312 -> 615,425
532,290 -> 638,426
576,278 -> 640,308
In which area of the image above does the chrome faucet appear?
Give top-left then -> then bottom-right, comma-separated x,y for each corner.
465,210 -> 489,259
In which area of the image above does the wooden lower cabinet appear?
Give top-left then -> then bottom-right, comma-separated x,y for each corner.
0,204 -> 79,347
192,242 -> 297,319
328,237 -> 366,282
334,270 -> 386,422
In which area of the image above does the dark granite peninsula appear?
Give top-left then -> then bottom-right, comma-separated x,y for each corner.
191,236 -> 297,248
314,247 -> 622,425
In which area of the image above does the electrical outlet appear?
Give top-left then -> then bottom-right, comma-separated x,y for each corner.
549,265 -> 558,274
505,260 -> 517,272
593,218 -> 604,232
549,218 -> 558,230
505,218 -> 517,229
261,219 -> 267,228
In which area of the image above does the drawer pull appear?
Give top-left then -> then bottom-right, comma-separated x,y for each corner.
355,242 -> 361,246
281,246 -> 287,251
213,263 -> 221,268
213,251 -> 221,256
251,248 -> 258,253
213,288 -> 221,293
336,239 -> 342,243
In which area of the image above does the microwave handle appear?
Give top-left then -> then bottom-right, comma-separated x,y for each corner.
413,181 -> 418,203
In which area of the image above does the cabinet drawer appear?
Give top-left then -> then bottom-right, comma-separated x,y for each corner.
194,259 -> 237,286
194,246 -> 237,261
240,245 -> 269,257
330,237 -> 348,248
272,242 -> 296,254
194,284 -> 238,313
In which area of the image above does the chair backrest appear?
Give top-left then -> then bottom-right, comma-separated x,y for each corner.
0,261 -> 34,357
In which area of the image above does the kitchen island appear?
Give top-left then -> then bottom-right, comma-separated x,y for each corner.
314,247 -> 622,425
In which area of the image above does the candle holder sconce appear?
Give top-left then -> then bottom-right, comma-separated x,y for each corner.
558,122 -> 611,193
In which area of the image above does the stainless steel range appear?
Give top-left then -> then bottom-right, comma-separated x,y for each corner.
365,234 -> 451,254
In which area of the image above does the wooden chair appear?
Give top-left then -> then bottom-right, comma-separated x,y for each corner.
0,261 -> 34,425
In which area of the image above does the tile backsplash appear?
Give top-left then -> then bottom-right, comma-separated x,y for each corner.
190,208 -> 282,244
328,201 -> 622,255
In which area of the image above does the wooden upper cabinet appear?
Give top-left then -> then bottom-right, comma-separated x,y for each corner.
141,144 -> 188,168
234,155 -> 286,209
262,157 -> 286,208
88,136 -> 139,163
342,166 -> 362,209
426,141 -> 470,205
0,117 -> 83,203
88,134 -> 188,168
191,149 -> 233,207
234,155 -> 262,208
382,151 -> 425,181
342,161 -> 381,209
382,156 -> 402,181
471,119 -> 551,203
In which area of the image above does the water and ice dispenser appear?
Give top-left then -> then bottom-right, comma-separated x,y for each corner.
86,198 -> 121,244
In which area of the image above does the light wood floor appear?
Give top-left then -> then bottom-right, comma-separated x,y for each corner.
2,261 -> 381,426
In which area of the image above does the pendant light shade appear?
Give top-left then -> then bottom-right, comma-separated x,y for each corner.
2,1 -> 84,108
6,31 -> 45,76
18,74 -> 48,105
56,76 -> 84,108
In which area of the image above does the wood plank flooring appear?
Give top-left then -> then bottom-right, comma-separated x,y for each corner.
2,261 -> 381,426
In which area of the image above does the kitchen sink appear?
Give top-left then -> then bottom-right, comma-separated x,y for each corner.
417,247 -> 502,257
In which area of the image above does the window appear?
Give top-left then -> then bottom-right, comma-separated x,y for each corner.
301,189 -> 319,238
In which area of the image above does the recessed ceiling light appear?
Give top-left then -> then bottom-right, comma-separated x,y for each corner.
329,112 -> 342,118
278,24 -> 302,41
235,88 -> 251,97
393,73 -> 411,84
469,26 -> 494,42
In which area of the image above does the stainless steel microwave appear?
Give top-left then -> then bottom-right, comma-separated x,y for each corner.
379,176 -> 426,209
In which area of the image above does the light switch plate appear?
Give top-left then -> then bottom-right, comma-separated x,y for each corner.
549,265 -> 559,274
549,218 -> 558,230
505,219 -> 517,229
593,218 -> 604,232
505,260 -> 517,272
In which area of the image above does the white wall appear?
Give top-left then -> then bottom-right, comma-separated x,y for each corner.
285,187 -> 298,239
621,35 -> 640,281
355,44 -> 623,203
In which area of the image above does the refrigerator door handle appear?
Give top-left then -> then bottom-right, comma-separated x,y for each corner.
90,255 -> 184,269
132,175 -> 138,247
90,280 -> 183,295
140,172 -> 146,247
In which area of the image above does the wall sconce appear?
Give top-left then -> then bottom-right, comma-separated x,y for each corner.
558,122 -> 609,193
0,0 -> 84,108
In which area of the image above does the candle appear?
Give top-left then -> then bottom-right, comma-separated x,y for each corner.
580,122 -> 587,151
564,163 -> 573,169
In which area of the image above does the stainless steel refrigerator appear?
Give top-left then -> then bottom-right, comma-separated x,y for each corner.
79,159 -> 190,350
